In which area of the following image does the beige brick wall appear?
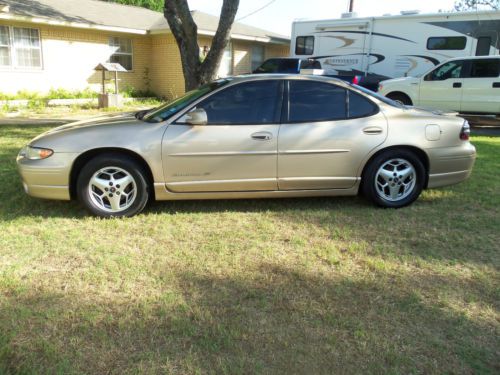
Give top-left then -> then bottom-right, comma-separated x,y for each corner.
0,20 -> 150,94
0,20 -> 290,98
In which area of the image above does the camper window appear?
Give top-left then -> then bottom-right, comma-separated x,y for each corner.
427,37 -> 466,50
295,36 -> 314,55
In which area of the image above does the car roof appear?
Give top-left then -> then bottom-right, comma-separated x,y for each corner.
231,73 -> 349,86
445,55 -> 500,62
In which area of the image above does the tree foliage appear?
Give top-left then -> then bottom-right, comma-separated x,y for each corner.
164,0 -> 240,91
101,0 -> 163,12
454,0 -> 499,10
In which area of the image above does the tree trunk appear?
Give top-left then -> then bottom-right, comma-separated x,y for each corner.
164,0 -> 240,92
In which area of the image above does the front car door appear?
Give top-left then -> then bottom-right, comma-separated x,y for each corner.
418,60 -> 465,111
162,80 -> 283,192
278,80 -> 387,190
460,58 -> 500,114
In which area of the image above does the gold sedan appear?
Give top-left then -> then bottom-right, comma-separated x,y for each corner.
17,75 -> 476,217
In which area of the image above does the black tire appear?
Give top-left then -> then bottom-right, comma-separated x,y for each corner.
77,153 -> 149,218
387,92 -> 413,106
362,149 -> 425,208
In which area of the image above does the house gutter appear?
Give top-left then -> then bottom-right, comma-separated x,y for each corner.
150,28 -> 290,45
0,13 -> 148,35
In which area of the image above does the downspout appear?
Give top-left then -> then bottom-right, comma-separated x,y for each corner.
365,17 -> 375,76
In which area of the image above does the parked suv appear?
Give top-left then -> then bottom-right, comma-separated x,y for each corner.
378,56 -> 500,114
253,58 -> 321,74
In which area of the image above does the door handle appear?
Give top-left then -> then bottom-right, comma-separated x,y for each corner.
453,82 -> 462,88
251,132 -> 273,141
493,82 -> 500,88
363,126 -> 383,135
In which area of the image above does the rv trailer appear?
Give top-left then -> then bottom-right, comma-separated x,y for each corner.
291,10 -> 500,88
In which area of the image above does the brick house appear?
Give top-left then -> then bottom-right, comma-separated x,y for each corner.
0,0 -> 290,98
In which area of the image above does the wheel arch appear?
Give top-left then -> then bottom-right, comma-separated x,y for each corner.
360,145 -> 430,190
69,148 -> 155,200
385,91 -> 413,105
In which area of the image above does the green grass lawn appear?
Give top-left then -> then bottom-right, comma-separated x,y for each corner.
0,124 -> 498,375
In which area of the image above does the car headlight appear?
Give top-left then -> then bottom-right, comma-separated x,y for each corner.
18,145 -> 54,160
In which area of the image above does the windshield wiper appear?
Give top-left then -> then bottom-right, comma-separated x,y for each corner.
135,109 -> 149,120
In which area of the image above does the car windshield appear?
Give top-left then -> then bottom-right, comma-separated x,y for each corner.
142,79 -> 232,123
348,83 -> 405,108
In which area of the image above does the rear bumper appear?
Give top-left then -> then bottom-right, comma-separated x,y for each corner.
427,143 -> 476,188
17,152 -> 78,201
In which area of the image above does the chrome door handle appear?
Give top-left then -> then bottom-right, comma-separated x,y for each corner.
363,126 -> 383,135
251,132 -> 273,141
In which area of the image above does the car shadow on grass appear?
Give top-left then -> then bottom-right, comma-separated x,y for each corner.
0,264 -> 497,374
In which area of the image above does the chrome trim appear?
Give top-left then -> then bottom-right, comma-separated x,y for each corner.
279,149 -> 350,155
169,151 -> 277,157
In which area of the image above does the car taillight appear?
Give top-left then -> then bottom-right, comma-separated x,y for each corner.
460,120 -> 470,141
378,83 -> 383,91
352,75 -> 360,85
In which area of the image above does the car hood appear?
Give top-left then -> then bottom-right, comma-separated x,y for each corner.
27,112 -> 166,153
36,113 -> 138,137
380,76 -> 420,86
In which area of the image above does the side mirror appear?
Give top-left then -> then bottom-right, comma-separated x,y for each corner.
185,108 -> 207,125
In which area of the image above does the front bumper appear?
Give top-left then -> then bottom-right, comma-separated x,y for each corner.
427,143 -> 476,188
16,152 -> 79,201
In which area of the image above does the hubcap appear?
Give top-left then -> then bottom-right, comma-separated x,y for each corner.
88,167 -> 137,213
375,158 -> 416,202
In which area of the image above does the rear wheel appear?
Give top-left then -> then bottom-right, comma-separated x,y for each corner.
77,154 -> 149,217
362,149 -> 425,208
387,92 -> 412,106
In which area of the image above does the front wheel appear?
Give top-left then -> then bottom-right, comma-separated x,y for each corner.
362,150 -> 425,208
77,154 -> 150,217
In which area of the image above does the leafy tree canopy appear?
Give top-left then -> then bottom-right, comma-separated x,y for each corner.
454,0 -> 499,10
100,0 -> 164,12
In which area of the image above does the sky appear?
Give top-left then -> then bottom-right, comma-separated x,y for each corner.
187,0 -> 462,36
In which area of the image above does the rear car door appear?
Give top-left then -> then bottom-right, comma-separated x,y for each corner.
418,60 -> 465,111
277,80 -> 387,190
162,80 -> 283,192
460,58 -> 500,114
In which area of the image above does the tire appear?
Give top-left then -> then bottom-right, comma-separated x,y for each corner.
387,93 -> 412,106
77,153 -> 149,218
362,149 -> 425,208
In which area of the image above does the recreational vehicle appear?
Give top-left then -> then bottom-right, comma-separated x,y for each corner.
291,10 -> 500,87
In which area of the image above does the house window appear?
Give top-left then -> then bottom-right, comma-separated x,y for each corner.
295,36 -> 314,55
427,36 -> 466,50
109,37 -> 133,70
0,26 -> 10,66
0,26 -> 42,69
251,45 -> 265,71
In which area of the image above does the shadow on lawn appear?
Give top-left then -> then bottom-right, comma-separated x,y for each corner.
0,264 -> 497,374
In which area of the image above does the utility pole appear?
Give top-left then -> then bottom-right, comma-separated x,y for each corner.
348,0 -> 354,12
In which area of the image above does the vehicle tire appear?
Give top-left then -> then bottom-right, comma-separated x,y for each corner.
362,149 -> 425,208
387,93 -> 412,106
77,153 -> 149,218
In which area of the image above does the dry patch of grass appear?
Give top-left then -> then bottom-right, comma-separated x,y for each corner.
0,124 -> 499,374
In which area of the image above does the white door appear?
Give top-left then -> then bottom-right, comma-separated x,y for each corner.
418,60 -> 465,111
217,42 -> 233,78
460,58 -> 500,114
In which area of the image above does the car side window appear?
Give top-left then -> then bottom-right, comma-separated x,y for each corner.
468,59 -> 500,78
256,59 -> 279,73
427,61 -> 463,81
288,81 -> 347,122
348,90 -> 379,118
195,80 -> 282,125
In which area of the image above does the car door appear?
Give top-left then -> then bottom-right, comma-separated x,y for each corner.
460,58 -> 500,114
418,60 -> 465,111
278,80 -> 387,190
162,80 -> 283,193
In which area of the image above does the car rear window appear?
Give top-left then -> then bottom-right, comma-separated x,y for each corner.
469,59 -> 500,78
